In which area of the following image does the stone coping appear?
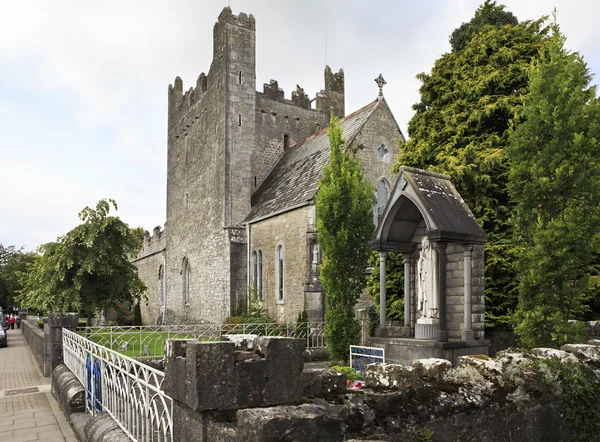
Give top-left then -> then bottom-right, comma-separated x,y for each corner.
370,336 -> 490,349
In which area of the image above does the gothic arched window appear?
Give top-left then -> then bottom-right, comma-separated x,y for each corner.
257,250 -> 263,300
182,257 -> 190,304
276,244 -> 284,303
376,179 -> 390,222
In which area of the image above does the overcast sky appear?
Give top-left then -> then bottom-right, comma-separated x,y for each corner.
1,0 -> 598,251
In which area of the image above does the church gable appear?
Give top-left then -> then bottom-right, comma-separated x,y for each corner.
245,99 -> 380,224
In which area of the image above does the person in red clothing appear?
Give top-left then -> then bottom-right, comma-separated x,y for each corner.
8,315 -> 16,329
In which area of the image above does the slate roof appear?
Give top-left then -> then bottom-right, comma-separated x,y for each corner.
403,168 -> 486,242
244,99 -> 380,223
372,167 -> 487,247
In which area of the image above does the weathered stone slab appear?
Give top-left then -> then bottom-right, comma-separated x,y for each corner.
256,337 -> 305,405
363,363 -> 420,390
237,403 -> 347,442
532,347 -> 578,363
412,358 -> 452,382
302,369 -> 347,397
561,343 -> 600,361
187,340 -> 236,411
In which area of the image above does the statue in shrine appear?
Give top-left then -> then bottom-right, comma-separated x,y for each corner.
311,243 -> 320,270
417,236 -> 437,319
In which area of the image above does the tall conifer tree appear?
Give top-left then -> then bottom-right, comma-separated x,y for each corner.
396,1 -> 548,327
507,23 -> 600,347
316,118 -> 374,361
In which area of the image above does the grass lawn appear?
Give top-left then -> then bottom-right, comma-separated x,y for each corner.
80,329 -> 219,358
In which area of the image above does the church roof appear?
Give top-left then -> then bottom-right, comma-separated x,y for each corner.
244,99 -> 380,224
371,167 -> 487,250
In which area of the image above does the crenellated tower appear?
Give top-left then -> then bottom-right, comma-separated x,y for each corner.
150,7 -> 347,325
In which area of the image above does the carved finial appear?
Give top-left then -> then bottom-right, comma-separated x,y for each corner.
374,73 -> 386,96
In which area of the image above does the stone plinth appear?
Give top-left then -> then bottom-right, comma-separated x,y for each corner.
369,336 -> 490,366
415,318 -> 439,340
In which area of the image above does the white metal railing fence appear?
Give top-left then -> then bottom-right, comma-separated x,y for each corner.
350,345 -> 385,379
76,322 -> 325,357
62,328 -> 173,442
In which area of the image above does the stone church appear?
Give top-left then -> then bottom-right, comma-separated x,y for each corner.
134,7 -> 405,325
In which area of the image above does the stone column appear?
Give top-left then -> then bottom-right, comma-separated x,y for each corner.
462,245 -> 474,341
402,252 -> 412,335
379,251 -> 388,329
46,312 -> 79,374
436,243 -> 448,342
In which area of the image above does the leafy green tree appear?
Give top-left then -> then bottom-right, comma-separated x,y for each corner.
507,23 -> 600,348
316,117 -> 374,361
0,245 -> 36,311
17,199 -> 146,319
396,1 -> 548,327
367,252 -> 404,324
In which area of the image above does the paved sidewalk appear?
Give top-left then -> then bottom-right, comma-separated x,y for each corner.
0,328 -> 78,441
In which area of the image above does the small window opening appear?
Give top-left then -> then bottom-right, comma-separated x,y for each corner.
239,71 -> 242,84
254,176 -> 257,187
239,114 -> 242,126
283,134 -> 289,151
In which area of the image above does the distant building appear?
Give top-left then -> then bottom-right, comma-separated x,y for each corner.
134,7 -> 404,325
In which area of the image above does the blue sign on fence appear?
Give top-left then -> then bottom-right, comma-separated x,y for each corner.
86,354 -> 102,413
349,345 -> 385,379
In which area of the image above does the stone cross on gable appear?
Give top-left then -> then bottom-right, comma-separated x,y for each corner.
374,74 -> 386,96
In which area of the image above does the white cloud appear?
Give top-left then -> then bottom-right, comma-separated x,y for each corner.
1,0 -> 598,250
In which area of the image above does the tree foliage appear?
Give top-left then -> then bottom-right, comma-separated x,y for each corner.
17,199 -> 146,316
367,252 -> 404,324
450,1 -> 518,51
316,117 -> 374,361
507,23 -> 600,348
395,1 -> 548,327
0,245 -> 36,310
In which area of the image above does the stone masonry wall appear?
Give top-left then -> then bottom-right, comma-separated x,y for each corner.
445,243 -> 485,339
249,206 -> 310,323
134,226 -> 166,325
353,98 -> 403,189
253,90 -> 329,190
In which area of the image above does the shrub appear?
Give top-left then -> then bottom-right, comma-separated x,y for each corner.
133,302 -> 142,326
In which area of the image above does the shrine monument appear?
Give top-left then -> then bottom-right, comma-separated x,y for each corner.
370,167 -> 490,364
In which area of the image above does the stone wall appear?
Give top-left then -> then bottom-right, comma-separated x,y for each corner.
353,98 -> 403,190
249,207 -> 310,323
21,319 -> 46,375
133,226 -> 166,325
157,334 -> 600,441
254,88 -> 329,190
444,243 -> 485,339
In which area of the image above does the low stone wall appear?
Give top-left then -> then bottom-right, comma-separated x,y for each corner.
52,364 -> 85,419
161,335 -> 600,441
21,319 -> 47,375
